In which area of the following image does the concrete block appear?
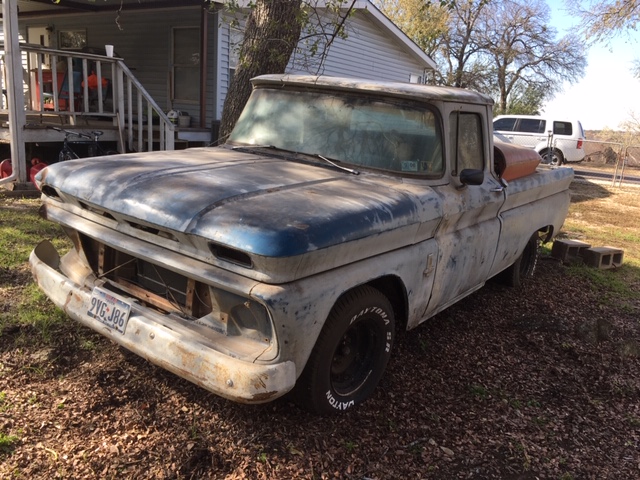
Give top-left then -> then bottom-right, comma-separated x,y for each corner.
581,247 -> 624,270
551,239 -> 592,263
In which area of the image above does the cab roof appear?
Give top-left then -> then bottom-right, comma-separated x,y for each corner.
251,74 -> 494,107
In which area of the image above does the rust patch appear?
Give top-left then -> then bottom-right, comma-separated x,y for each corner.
63,290 -> 74,311
250,390 -> 278,402
253,373 -> 268,389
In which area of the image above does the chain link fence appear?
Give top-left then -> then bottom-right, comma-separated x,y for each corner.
582,139 -> 639,166
581,138 -> 640,186
494,130 -> 640,185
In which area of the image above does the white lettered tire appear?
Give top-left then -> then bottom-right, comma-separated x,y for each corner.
296,285 -> 395,414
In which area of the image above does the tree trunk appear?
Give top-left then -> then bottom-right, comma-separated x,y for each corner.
218,0 -> 303,141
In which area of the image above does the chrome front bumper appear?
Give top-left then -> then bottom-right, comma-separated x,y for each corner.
29,240 -> 296,404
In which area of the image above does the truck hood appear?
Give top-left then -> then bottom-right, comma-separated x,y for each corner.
40,147 -> 440,265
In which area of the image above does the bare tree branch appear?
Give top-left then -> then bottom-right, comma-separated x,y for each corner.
564,0 -> 640,44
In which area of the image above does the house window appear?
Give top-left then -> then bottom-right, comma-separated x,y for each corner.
229,28 -> 244,84
171,27 -> 200,103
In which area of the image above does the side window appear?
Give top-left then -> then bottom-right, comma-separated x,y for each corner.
553,121 -> 573,136
450,111 -> 484,175
493,117 -> 516,131
517,118 -> 545,133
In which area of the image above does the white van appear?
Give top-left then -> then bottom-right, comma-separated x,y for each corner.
493,115 -> 586,165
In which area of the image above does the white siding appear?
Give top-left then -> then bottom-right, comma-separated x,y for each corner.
217,8 -> 428,117
288,9 -> 426,83
218,11 -> 237,121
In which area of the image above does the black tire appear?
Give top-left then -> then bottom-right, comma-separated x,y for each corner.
499,233 -> 539,287
540,148 -> 564,166
296,285 -> 395,414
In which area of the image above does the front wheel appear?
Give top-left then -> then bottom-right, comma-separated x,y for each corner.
296,285 -> 395,414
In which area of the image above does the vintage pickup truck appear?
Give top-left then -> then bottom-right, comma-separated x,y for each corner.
30,75 -> 574,413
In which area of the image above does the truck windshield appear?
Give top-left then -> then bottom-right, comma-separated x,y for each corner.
228,88 -> 444,177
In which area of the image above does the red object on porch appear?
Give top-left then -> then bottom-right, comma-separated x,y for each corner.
32,70 -> 82,111
1,158 -> 12,178
83,72 -> 108,90
30,158 -> 48,186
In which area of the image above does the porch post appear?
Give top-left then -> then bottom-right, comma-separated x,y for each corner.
1,0 -> 28,187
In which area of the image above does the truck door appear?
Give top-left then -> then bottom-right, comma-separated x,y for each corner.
422,105 -> 506,320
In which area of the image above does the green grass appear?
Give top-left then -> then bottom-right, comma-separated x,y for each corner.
344,440 -> 358,453
560,181 -> 640,307
19,284 -> 69,337
565,263 -> 640,309
0,392 -> 9,413
0,282 -> 69,346
564,182 -> 640,266
1,198 -> 71,344
0,198 -> 68,269
0,432 -> 19,456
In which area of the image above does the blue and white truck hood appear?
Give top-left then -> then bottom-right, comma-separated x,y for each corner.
39,146 -> 443,282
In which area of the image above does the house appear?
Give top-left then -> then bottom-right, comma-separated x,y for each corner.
0,0 -> 436,187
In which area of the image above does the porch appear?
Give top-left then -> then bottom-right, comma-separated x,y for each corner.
0,43 -> 213,189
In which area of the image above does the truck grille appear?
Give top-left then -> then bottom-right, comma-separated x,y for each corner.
79,234 -> 212,317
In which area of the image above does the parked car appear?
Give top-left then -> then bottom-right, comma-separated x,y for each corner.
493,115 -> 586,165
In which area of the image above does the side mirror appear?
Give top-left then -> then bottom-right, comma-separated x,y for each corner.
459,168 -> 484,186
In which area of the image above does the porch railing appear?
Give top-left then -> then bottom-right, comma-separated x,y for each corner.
1,43 -> 175,151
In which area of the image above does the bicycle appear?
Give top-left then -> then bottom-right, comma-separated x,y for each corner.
49,126 -> 118,162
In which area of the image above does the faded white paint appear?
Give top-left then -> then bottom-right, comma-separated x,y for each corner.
29,75 -> 573,404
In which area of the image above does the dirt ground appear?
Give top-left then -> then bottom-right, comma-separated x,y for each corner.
1,199 -> 640,479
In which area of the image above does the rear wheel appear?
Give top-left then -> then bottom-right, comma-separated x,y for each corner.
296,285 -> 395,414
540,148 -> 564,166
499,233 -> 539,287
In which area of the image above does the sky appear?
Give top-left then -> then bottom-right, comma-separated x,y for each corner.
541,2 -> 640,131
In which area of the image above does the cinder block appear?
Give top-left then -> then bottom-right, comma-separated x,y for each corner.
581,247 -> 624,270
551,239 -> 592,263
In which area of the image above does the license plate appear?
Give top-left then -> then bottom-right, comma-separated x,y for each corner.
87,286 -> 131,334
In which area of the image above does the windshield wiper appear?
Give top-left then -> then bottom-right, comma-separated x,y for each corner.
230,145 -> 360,175
313,154 -> 359,175
231,144 -> 279,151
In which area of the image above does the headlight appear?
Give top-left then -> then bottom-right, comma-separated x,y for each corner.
194,287 -> 274,345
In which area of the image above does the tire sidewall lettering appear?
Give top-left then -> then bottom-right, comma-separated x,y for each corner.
349,306 -> 390,326
297,286 -> 396,414
326,390 -> 355,411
